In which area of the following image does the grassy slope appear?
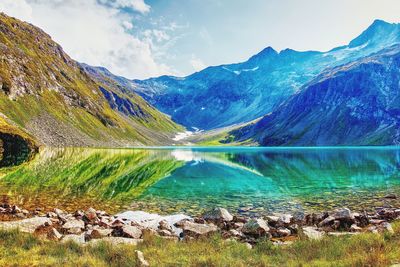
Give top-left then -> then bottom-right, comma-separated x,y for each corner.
0,13 -> 183,147
0,221 -> 400,266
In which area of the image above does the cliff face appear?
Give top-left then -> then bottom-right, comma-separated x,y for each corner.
0,13 -> 183,147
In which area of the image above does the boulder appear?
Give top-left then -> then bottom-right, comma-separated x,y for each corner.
135,250 -> 150,267
278,214 -> 293,225
180,221 -> 218,237
318,216 -> 335,227
159,220 -> 173,231
62,218 -> 85,234
48,227 -> 63,240
265,215 -> 279,225
202,208 -> 233,222
62,234 -> 85,244
84,207 -> 99,222
302,227 -> 324,240
332,208 -> 354,221
242,218 -> 270,236
381,222 -> 394,234
277,227 -> 291,237
0,217 -> 52,234
157,229 -> 174,237
89,227 -> 113,239
120,225 -> 142,239
350,224 -> 362,232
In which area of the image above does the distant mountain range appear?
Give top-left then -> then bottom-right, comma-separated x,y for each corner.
129,19 -> 400,130
0,12 -> 399,148
231,44 -> 400,146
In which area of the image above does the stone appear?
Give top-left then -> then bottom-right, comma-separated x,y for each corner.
233,222 -> 244,229
202,208 -> 233,222
62,219 -> 85,234
157,229 -> 173,237
292,212 -> 306,224
395,209 -> 400,216
159,220 -> 173,231
278,214 -> 293,225
0,217 -> 52,234
302,227 -> 324,240
135,250 -> 149,267
367,226 -> 379,234
48,227 -> 63,240
266,215 -> 280,224
229,229 -> 243,237
350,224 -> 362,232
242,218 -> 270,236
47,212 -> 58,218
328,232 -> 359,236
89,228 -> 113,239
378,209 -> 397,220
332,208 -> 354,221
142,228 -> 158,237
277,227 -> 291,237
89,237 -> 143,246
273,241 -> 294,246
318,216 -> 335,227
84,207 -> 98,221
381,222 -> 394,234
370,219 -> 385,225
62,234 -> 85,244
181,221 -> 218,237
121,225 -> 142,239
54,208 -> 66,216
75,210 -> 84,218
245,243 -> 252,249
332,220 -> 341,230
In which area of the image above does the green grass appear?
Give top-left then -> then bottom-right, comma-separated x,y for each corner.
1,222 -> 400,266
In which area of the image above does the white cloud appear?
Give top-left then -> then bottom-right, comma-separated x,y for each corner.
0,0 -> 170,79
190,55 -> 206,71
99,0 -> 150,14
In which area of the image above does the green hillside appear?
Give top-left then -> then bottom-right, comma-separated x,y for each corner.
0,13 -> 183,148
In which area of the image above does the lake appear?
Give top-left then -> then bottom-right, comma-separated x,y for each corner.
0,147 -> 399,216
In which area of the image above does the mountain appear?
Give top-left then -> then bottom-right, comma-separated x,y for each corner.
0,13 -> 183,148
131,19 -> 400,130
230,44 -> 400,146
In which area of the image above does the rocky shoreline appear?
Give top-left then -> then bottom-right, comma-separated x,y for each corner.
1,202 -> 399,249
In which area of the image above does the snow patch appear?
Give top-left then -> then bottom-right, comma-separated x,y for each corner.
173,131 -> 193,141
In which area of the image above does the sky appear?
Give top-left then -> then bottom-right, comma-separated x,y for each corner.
0,0 -> 399,79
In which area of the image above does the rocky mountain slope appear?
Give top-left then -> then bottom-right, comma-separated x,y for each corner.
131,20 -> 400,130
0,13 -> 183,147
231,45 -> 400,146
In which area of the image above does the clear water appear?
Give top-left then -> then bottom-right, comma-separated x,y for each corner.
0,147 -> 399,216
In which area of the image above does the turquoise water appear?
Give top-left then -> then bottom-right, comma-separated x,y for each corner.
0,147 -> 399,215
